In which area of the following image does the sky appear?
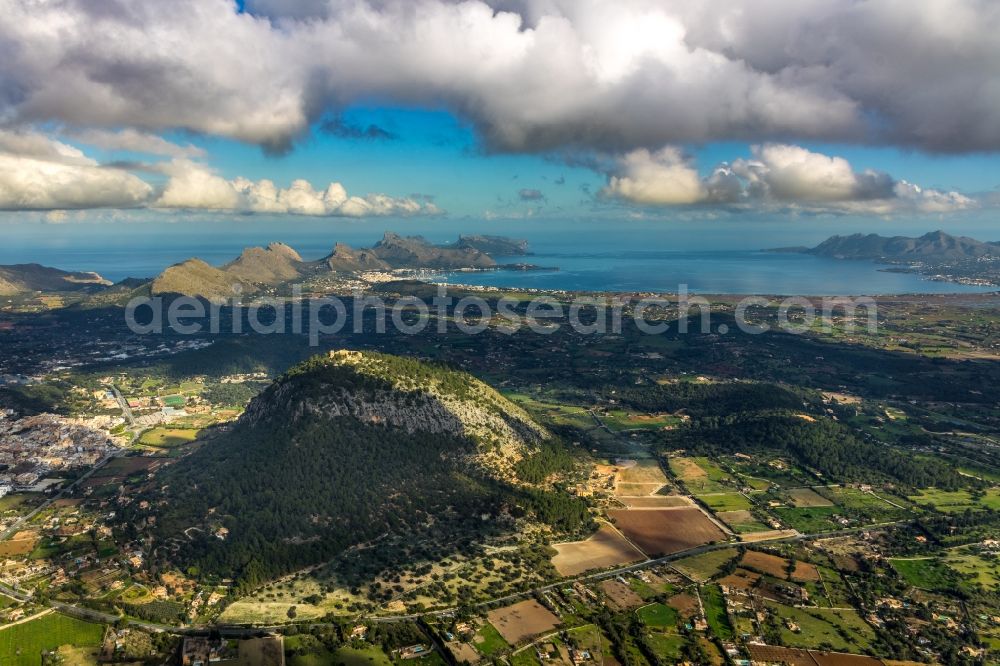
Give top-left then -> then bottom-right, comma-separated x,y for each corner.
1,0 -> 999,240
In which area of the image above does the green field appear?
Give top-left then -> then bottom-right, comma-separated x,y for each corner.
0,612 -> 104,666
907,487 -> 1000,513
672,547 -> 739,582
890,557 -> 960,591
505,394 -> 595,430
773,506 -> 839,533
943,550 -> 1000,589
331,646 -> 393,666
138,427 -> 200,448
669,457 -> 732,493
603,410 -> 682,432
643,632 -> 684,662
473,622 -> 509,657
822,487 -> 911,522
701,584 -> 733,640
765,601 -> 874,652
725,515 -> 772,534
697,492 -> 752,512
636,603 -> 678,628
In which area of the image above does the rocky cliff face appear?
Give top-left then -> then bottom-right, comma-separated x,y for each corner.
242,349 -> 548,479
371,232 -> 496,269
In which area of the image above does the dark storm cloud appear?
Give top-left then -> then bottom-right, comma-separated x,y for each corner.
1,0 -> 998,155
320,116 -> 398,141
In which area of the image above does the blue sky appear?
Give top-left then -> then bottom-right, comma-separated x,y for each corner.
1,0 -> 998,239
48,104 -> 996,223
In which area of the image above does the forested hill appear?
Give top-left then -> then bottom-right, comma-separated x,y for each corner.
121,351 -> 585,590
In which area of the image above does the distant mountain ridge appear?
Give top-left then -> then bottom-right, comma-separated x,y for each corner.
0,263 -> 111,295
146,232 -> 525,299
455,234 -> 530,256
770,230 -> 1000,286
781,230 -> 1000,261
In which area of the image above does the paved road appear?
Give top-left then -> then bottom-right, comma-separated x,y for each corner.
367,519 -> 913,623
0,502 -> 912,634
0,453 -> 115,541
111,384 -> 135,427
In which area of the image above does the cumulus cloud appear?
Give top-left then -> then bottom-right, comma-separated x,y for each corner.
602,148 -> 705,205
2,0 -> 999,154
601,144 -> 976,214
0,130 -> 440,217
153,160 -> 441,217
0,130 -> 153,210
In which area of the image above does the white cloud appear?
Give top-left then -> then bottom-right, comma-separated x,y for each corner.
0,130 -> 440,217
2,0 -> 998,153
0,130 -> 153,210
72,129 -> 206,158
153,160 -> 441,217
601,143 -> 975,215
602,148 -> 705,205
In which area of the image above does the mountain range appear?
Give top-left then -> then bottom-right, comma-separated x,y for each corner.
0,232 -> 530,301
776,230 -> 1000,262
147,233 -> 508,300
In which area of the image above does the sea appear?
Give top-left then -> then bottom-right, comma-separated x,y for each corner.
2,219 -> 996,296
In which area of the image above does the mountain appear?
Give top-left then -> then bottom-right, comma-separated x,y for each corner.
0,263 -> 110,295
370,232 -> 496,269
323,242 -> 390,272
146,233 -> 522,299
455,234 -> 530,256
150,258 -> 249,302
122,351 -> 585,588
223,242 -> 305,283
795,230 -> 1000,261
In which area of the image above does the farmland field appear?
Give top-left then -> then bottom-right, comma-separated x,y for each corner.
486,600 -> 560,645
943,549 -> 1000,589
620,495 -> 691,509
643,632 -> 684,662
0,612 -> 104,666
608,508 -> 726,557
672,547 -> 739,582
603,411 -> 681,432
773,506 -> 839,533
600,580 -> 644,610
0,531 -> 38,556
890,558 -> 959,591
472,622 -> 509,657
823,487 -> 911,522
697,493 -> 752,512
701,584 -> 733,640
764,602 -> 874,652
668,457 -> 731,493
551,523 -> 645,576
716,510 -> 770,533
907,488 -> 1000,513
787,488 -> 834,508
636,603 -> 678,628
741,550 -> 793,578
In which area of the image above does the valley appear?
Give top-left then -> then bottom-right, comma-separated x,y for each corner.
0,276 -> 998,665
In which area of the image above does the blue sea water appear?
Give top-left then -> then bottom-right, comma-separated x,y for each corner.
1,220 -> 995,296
430,250 -> 995,296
